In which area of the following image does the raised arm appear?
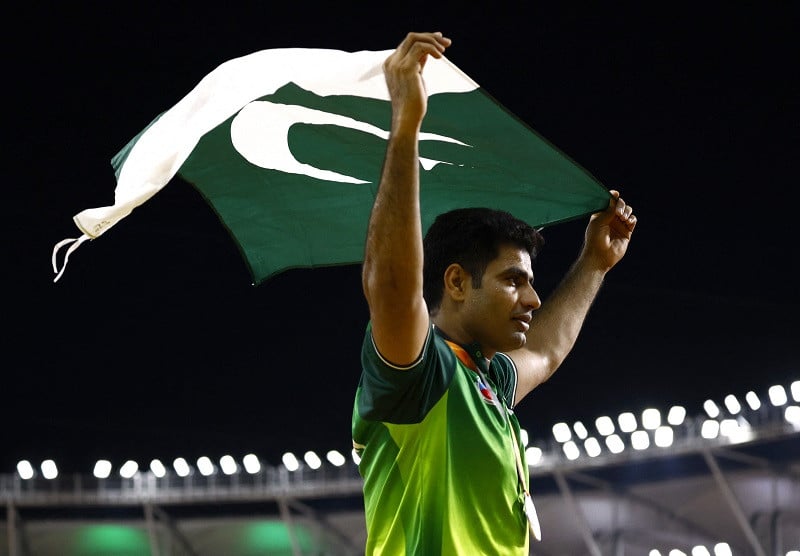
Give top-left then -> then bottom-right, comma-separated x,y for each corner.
362,32 -> 452,366
509,190 -> 637,403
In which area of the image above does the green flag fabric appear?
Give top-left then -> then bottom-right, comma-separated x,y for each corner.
52,47 -> 610,285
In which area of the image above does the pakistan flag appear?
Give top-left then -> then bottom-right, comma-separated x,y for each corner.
53,47 -> 609,285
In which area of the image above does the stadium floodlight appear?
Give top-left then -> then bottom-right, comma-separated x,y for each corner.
93,460 -> 112,479
691,546 -> 711,556
723,394 -> 741,414
197,456 -> 215,476
351,448 -> 362,465
745,391 -> 761,410
282,452 -> 300,472
703,399 -> 720,418
584,437 -> 601,457
173,457 -> 191,477
649,551 -> 662,556
606,434 -> 625,454
642,408 -> 661,430
667,405 -> 686,426
150,459 -> 166,478
243,453 -> 261,474
562,440 -> 580,460
326,450 -> 346,467
791,380 -> 800,402
654,426 -> 674,447
16,460 -> 34,480
618,412 -> 637,433
768,384 -> 788,406
520,428 -> 529,446
595,415 -> 615,436
701,419 -> 720,439
219,455 -> 237,475
41,460 -> 58,480
573,421 -> 588,440
631,430 -> 650,450
713,542 -> 732,556
525,446 -> 543,465
552,422 -> 571,443
786,551 -> 800,556
785,406 -> 800,428
668,549 -> 687,556
304,451 -> 322,470
120,460 -> 139,479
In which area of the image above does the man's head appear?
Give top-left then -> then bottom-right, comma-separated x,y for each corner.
423,208 -> 545,313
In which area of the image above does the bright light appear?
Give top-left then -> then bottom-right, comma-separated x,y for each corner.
667,405 -> 686,426
173,457 -> 191,477
41,460 -> 58,480
525,446 -> 543,465
785,406 -> 800,428
691,546 -> 711,556
649,551 -> 662,556
768,385 -> 788,406
669,550 -> 687,556
745,391 -> 761,410
642,408 -> 661,430
631,430 -> 650,450
16,460 -> 34,480
713,542 -> 732,556
93,460 -> 112,479
562,440 -> 580,460
120,460 -> 139,479
150,459 -> 166,478
552,422 -> 571,442
786,551 -> 800,556
304,451 -> 322,470
701,419 -> 720,439
351,449 -> 361,465
219,455 -> 237,475
573,421 -> 588,440
655,426 -> 674,447
618,412 -> 637,433
584,437 -> 601,457
326,450 -> 346,467
791,380 -> 800,402
723,394 -> 741,414
243,454 -> 261,474
703,399 -> 720,418
606,434 -> 625,454
197,456 -> 214,476
282,452 -> 300,472
595,415 -> 615,436
520,428 -> 529,446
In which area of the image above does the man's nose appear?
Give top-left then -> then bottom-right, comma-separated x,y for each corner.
524,285 -> 542,310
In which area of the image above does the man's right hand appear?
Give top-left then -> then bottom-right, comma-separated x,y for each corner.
383,32 -> 452,134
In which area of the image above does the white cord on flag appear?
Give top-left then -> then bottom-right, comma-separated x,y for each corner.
52,235 -> 90,283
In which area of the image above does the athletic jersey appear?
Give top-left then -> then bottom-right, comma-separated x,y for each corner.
352,323 -> 529,556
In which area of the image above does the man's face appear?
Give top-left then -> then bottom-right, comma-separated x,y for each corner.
461,244 -> 542,355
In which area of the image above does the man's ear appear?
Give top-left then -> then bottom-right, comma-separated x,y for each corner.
443,264 -> 468,302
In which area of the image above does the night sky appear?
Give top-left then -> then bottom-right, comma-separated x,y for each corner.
9,2 -> 798,474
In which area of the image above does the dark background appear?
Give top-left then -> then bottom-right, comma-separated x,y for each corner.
7,2 -> 798,474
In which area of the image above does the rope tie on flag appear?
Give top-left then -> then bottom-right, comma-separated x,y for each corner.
52,235 -> 90,283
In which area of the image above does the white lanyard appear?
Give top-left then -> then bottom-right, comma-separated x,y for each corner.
476,367 -> 542,542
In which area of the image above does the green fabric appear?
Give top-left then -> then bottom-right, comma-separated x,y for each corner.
352,325 -> 529,555
174,82 -> 608,285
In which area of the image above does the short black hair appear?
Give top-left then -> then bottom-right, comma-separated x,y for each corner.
423,207 -> 545,312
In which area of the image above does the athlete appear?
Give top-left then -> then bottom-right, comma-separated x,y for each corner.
352,31 -> 637,555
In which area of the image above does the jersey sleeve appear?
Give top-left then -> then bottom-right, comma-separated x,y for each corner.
357,322 -> 456,424
490,352 -> 519,410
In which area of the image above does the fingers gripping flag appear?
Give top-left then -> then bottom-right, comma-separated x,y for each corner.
52,47 -> 610,285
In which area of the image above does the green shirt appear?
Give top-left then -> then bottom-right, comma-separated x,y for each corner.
352,323 -> 529,555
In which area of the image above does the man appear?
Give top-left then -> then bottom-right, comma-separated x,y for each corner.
352,32 -> 637,555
